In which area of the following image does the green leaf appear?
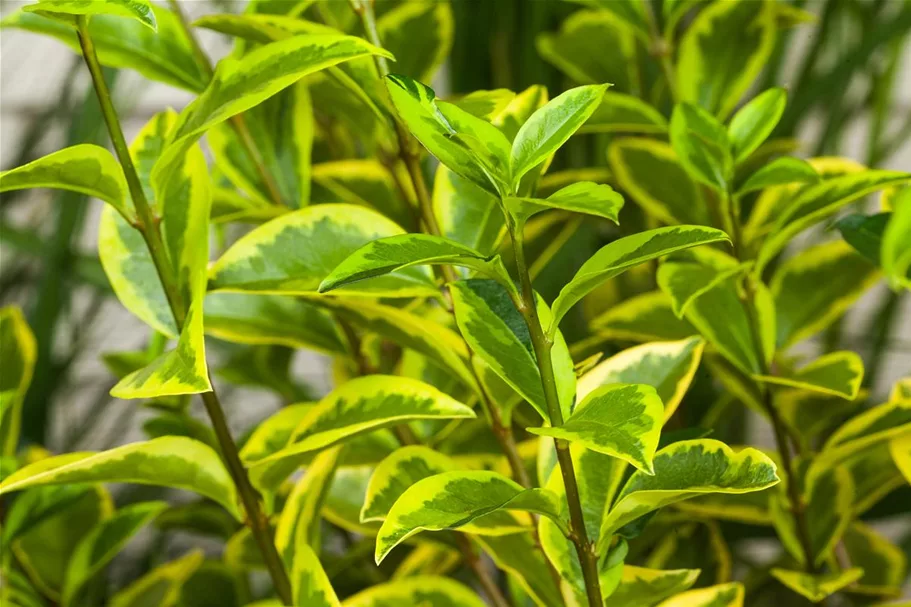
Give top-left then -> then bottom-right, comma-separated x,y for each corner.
238,403 -> 311,465
654,582 -> 744,607
510,84 -> 608,189
755,351 -> 863,399
384,74 -> 499,193
882,186 -> 911,290
590,290 -> 698,344
361,446 -> 457,523
609,566 -> 700,607
311,160 -> 411,228
109,550 -> 204,607
24,0 -> 156,30
209,204 -> 435,297
891,433 -> 911,485
492,84 -> 549,142
291,543 -> 340,607
600,439 -> 779,550
377,1 -> 452,82
342,576 -> 487,607
669,102 -> 732,192
449,89 -> 516,121
844,522 -> 906,595
736,156 -> 820,196
677,0 -> 775,118
450,279 -> 575,421
62,501 -> 167,606
505,181 -> 624,223
727,88 -> 787,162
683,270 -> 773,375
820,399 -> 911,466
308,297 -> 476,390
773,465 -> 853,567
657,255 -> 751,318
0,144 -> 131,221
771,240 -> 880,347
204,293 -> 346,355
756,170 -> 911,273
0,307 -> 36,457
770,568 -> 863,603
319,233 -> 513,294
582,92 -> 668,134
0,437 -> 240,519
375,470 -> 567,564
247,376 -> 475,490
536,11 -> 637,93
1,485 -> 98,549
607,139 -> 709,225
835,212 -> 890,265
476,533 -> 563,607
209,81 -> 313,207
276,447 -> 341,569
550,226 -> 731,333
192,13 -> 337,44
154,34 -> 390,186
577,337 -> 705,424
432,166 -> 504,256
529,384 -> 663,473
2,7 -> 207,92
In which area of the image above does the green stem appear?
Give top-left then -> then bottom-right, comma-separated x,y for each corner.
508,219 -> 602,607
165,0 -> 286,207
76,18 -> 292,604
643,0 -> 677,103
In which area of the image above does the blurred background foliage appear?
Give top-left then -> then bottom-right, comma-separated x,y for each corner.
0,0 -> 909,602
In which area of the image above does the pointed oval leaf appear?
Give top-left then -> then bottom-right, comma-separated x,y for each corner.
361,446 -> 457,523
0,144 -> 131,221
607,138 -> 708,226
375,470 -> 567,564
676,0 -> 775,118
290,542 -> 340,607
755,351 -> 863,400
376,1 -> 452,82
204,293 -> 347,355
154,34 -> 391,185
385,74 -> 498,194
341,576 -> 487,607
770,568 -> 863,603
835,212 -> 890,265
248,376 -> 475,490
62,501 -> 167,606
109,550 -> 204,607
891,434 -> 911,485
582,92 -> 668,134
506,181 -> 624,223
590,290 -> 698,344
610,566 -> 701,607
727,88 -> 787,162
655,582 -> 744,607
736,156 -> 820,196
319,233 -> 512,293
475,533 -> 563,607
510,84 -> 608,188
771,240 -> 880,348
577,337 -> 705,423
436,99 -> 513,189
844,522 -> 905,595
0,437 -> 240,519
529,384 -> 663,473
669,102 -> 732,192
3,7 -> 207,92
756,170 -> 911,273
657,256 -> 751,319
600,440 -> 779,548
276,447 -> 341,569
239,404 -> 312,465
550,226 -> 731,333
209,204 -> 435,297
820,399 -> 911,466
24,0 -> 156,29
192,13 -> 338,43
432,166 -> 504,255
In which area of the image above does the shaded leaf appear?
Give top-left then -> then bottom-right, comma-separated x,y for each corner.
755,351 -> 863,399
727,88 -> 787,162
770,568 -> 863,603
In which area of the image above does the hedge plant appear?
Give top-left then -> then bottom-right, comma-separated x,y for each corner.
0,0 -> 909,606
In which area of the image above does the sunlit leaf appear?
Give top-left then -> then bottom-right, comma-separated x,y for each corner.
770,568 -> 863,603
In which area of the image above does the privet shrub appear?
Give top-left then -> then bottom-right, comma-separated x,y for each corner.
0,0 -> 909,606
